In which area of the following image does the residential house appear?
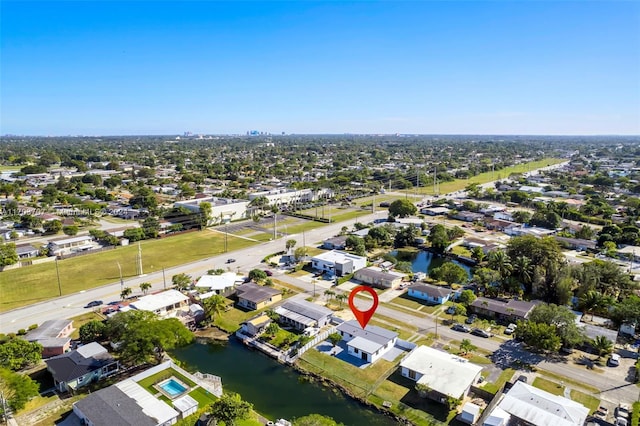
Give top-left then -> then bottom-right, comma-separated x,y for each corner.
354,266 -> 405,289
322,236 -> 348,250
400,346 -> 483,404
482,381 -> 589,426
469,297 -> 538,323
336,320 -> 398,364
553,236 -> 596,251
240,314 -> 272,337
311,250 -> 367,277
483,218 -> 515,232
24,319 -> 74,358
48,235 -> 95,256
195,273 -> 242,298
274,299 -> 333,331
504,225 -> 556,238
407,283 -> 453,305
73,379 -> 180,426
15,243 -> 39,259
453,211 -> 485,222
46,342 -> 119,393
174,196 -> 250,225
131,289 -> 190,318
235,282 -> 282,310
421,206 -> 450,216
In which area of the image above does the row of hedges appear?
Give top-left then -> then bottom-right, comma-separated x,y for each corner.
632,401 -> 639,426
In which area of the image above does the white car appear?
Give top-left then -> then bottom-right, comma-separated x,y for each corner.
504,323 -> 517,335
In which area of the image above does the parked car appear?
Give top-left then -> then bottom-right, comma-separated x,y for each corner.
446,306 -> 456,315
465,314 -> 477,324
504,323 -> 517,335
608,353 -> 620,367
616,404 -> 630,420
263,269 -> 273,276
471,328 -> 492,338
595,406 -> 609,419
226,258 -> 236,264
451,323 -> 471,333
517,375 -> 528,383
615,418 -> 628,426
84,300 -> 103,308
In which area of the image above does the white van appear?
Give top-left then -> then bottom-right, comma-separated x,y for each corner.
608,353 -> 620,367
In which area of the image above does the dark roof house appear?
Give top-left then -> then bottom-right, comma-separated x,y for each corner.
470,297 -> 539,322
24,319 -> 74,358
46,342 -> 119,392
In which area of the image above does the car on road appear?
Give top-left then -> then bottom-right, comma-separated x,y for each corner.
107,300 -> 120,306
263,269 -> 273,276
471,328 -> 492,338
608,353 -> 620,367
226,258 -> 236,264
465,314 -> 477,324
451,323 -> 471,333
84,300 -> 103,308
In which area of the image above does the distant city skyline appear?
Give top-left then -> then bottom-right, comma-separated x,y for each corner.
1,1 -> 639,136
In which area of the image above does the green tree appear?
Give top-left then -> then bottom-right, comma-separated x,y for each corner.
0,367 -> 40,413
79,320 -> 106,343
335,293 -> 347,307
139,282 -> 152,295
120,287 -> 132,300
142,217 -> 160,238
265,322 -> 280,336
388,199 -> 417,218
294,246 -> 308,261
62,225 -> 79,236
248,269 -> 268,283
457,289 -> 477,307
527,303 -> 586,349
514,321 -> 562,352
324,289 -> 335,302
328,332 -> 342,347
0,339 -> 43,370
487,250 -> 512,284
345,235 -> 366,256
43,219 -> 62,234
394,261 -> 413,274
427,224 -> 450,253
592,336 -> 613,360
293,414 -> 344,426
459,338 -> 477,355
611,295 -> 640,327
470,247 -> 485,264
450,303 -> 466,321
199,201 -> 212,229
203,295 -> 227,324
172,273 -> 192,290
285,239 -> 297,251
473,267 -> 500,294
429,262 -> 468,285
578,290 -> 604,321
208,393 -> 253,426
394,224 -> 418,248
0,242 -> 19,267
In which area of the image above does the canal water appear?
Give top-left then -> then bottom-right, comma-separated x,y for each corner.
392,249 -> 472,278
171,339 -> 397,425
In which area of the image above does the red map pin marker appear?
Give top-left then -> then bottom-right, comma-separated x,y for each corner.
348,285 -> 379,329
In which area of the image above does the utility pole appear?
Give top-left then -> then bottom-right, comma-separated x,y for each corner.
55,258 -> 62,296
224,221 -> 228,253
137,242 -> 144,276
162,267 -> 167,289
117,261 -> 124,291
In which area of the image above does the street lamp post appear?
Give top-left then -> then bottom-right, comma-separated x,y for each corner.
117,261 -> 124,291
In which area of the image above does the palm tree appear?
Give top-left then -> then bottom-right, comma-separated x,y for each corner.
592,336 -> 613,360
335,293 -> 347,307
203,295 -> 226,324
459,338 -> 477,355
120,287 -> 132,300
487,250 -> 513,287
324,289 -> 335,302
139,282 -> 152,295
470,247 -> 485,264
579,290 -> 604,321
512,256 -> 533,289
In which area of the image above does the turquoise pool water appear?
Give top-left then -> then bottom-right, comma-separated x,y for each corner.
159,378 -> 187,397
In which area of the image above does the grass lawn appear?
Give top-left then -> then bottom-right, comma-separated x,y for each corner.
403,158 -> 565,196
369,371 -> 452,425
372,312 -> 419,333
369,319 -> 413,340
391,294 -> 441,314
481,368 -> 515,394
570,390 -> 599,413
0,230 -> 259,312
298,348 -> 398,398
17,392 -> 59,416
263,328 -> 299,349
450,245 -> 472,257
536,369 -> 600,394
213,306 -> 256,333
532,377 -> 564,396
69,311 -> 105,339
137,368 -> 198,395
188,386 -> 218,406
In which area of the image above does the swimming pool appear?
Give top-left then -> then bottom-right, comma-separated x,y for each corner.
158,378 -> 188,397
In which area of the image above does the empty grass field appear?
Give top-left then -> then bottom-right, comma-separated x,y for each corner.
0,231 -> 258,312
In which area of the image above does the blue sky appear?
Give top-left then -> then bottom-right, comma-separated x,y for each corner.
2,1 -> 639,136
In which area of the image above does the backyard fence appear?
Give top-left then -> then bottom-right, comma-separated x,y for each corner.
285,326 -> 336,364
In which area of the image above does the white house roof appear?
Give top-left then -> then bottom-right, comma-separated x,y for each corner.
337,320 -> 398,350
483,406 -> 510,426
495,381 -> 589,426
76,342 -> 108,358
49,235 -> 93,246
400,346 -> 483,399
312,250 -> 366,264
348,335 -> 386,354
131,289 -> 188,312
195,273 -> 241,290
173,394 -> 198,414
115,379 -> 178,425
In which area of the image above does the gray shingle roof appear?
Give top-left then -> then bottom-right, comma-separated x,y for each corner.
46,343 -> 115,382
280,300 -> 332,321
337,320 -> 398,346
409,283 -> 453,298
470,297 -> 538,318
74,386 -> 156,426
236,282 -> 280,303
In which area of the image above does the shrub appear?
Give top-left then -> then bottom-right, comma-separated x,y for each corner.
17,329 -> 26,336
632,401 -> 640,426
28,324 -> 38,331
